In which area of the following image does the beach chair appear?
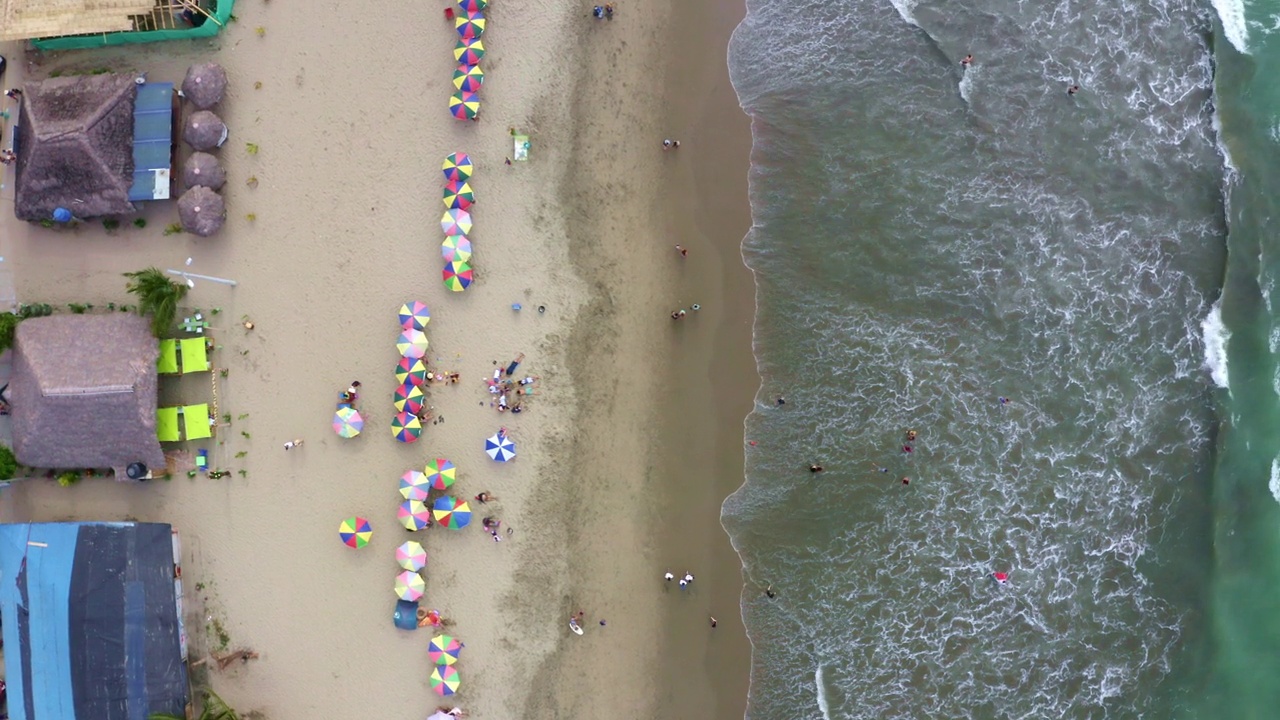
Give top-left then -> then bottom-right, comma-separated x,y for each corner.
156,406 -> 181,442
179,337 -> 211,374
182,403 -> 214,441
157,339 -> 180,374
394,600 -> 420,631
513,134 -> 530,162
196,448 -> 209,472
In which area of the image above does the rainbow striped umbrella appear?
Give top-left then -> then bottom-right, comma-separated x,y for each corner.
392,412 -> 423,443
399,499 -> 432,531
400,469 -> 431,501
432,496 -> 472,529
398,300 -> 430,330
452,64 -> 484,93
443,180 -> 475,210
428,634 -> 463,665
339,516 -> 372,548
454,38 -> 485,66
430,665 -> 461,696
394,382 -> 426,415
332,406 -> 363,438
443,261 -> 474,292
396,357 -> 430,387
442,152 -> 473,182
441,236 -> 473,263
455,11 -> 485,39
397,329 -> 430,359
397,540 -> 427,571
425,458 -> 457,490
450,91 -> 481,121
456,0 -> 486,12
441,208 -> 472,236
395,570 -> 425,601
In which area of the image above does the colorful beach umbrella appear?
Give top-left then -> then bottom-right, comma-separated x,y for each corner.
398,300 -> 430,330
485,430 -> 516,462
392,412 -> 423,443
425,458 -> 457,490
443,261 -> 474,292
455,11 -> 485,39
432,496 -> 473,528
397,329 -> 430,359
400,469 -> 431,501
449,91 -> 481,121
441,208 -> 473,236
339,516 -> 372,548
441,235 -> 473,263
443,180 -> 476,210
428,634 -> 463,665
394,382 -> 426,415
454,38 -> 485,65
430,664 -> 461,696
332,406 -> 364,438
395,570 -> 426,601
456,0 -> 486,12
442,152 -> 473,182
399,499 -> 432,531
397,540 -> 427,571
452,63 -> 484,93
396,357 -> 430,387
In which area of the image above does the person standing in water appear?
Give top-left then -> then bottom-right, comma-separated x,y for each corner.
961,54 -> 973,67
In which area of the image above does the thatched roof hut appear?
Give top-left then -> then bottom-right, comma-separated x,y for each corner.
14,74 -> 138,222
0,0 -> 155,43
10,314 -> 164,476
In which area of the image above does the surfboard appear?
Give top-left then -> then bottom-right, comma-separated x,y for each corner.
569,619 -> 583,635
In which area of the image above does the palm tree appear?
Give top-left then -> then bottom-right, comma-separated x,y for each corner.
150,690 -> 240,720
124,267 -> 188,336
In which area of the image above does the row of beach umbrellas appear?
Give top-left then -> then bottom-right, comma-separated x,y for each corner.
178,62 -> 230,236
393,301 -> 433,442
336,517 -> 463,696
441,153 -> 476,292
450,0 -> 487,122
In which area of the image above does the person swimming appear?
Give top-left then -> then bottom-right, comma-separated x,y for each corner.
992,571 -> 1009,584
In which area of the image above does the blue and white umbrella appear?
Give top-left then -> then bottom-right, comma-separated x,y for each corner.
485,431 -> 516,462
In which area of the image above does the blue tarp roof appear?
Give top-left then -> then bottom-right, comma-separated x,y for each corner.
127,83 -> 173,202
0,522 -> 188,720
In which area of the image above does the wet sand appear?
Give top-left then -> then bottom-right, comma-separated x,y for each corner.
0,0 -> 754,714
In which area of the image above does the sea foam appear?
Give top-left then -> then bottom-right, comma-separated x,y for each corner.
1202,301 -> 1231,389
1211,0 -> 1250,53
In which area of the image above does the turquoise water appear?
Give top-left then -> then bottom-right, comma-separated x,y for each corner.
721,0 -> 1263,713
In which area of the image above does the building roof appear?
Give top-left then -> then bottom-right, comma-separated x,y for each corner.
10,314 -> 164,473
14,74 -> 138,221
0,0 -> 156,42
0,522 -> 188,720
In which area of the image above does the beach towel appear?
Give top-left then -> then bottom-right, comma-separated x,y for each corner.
513,134 -> 530,161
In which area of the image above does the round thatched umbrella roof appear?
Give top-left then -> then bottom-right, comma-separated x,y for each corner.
178,186 -> 225,237
181,62 -> 228,110
183,110 -> 227,151
182,152 -> 226,190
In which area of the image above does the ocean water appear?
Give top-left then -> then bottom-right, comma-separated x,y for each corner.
721,0 -> 1258,714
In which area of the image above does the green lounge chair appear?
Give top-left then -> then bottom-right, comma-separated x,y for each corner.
179,337 -> 210,374
156,406 -> 181,442
157,339 -> 180,375
182,403 -> 213,440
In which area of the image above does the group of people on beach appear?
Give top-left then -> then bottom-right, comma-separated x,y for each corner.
486,353 -> 538,413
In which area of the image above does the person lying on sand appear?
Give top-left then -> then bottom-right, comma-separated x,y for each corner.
474,492 -> 497,503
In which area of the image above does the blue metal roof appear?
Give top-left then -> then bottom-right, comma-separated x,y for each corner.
128,83 -> 174,202
0,522 -> 188,720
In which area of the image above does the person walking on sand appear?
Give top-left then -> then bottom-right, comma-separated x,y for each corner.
664,570 -> 675,582
662,139 -> 681,151
675,244 -> 688,258
592,5 -> 604,18
710,616 -> 718,628
283,438 -> 304,450
671,309 -> 687,320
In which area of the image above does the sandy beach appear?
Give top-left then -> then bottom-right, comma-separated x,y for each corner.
0,0 -> 753,715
